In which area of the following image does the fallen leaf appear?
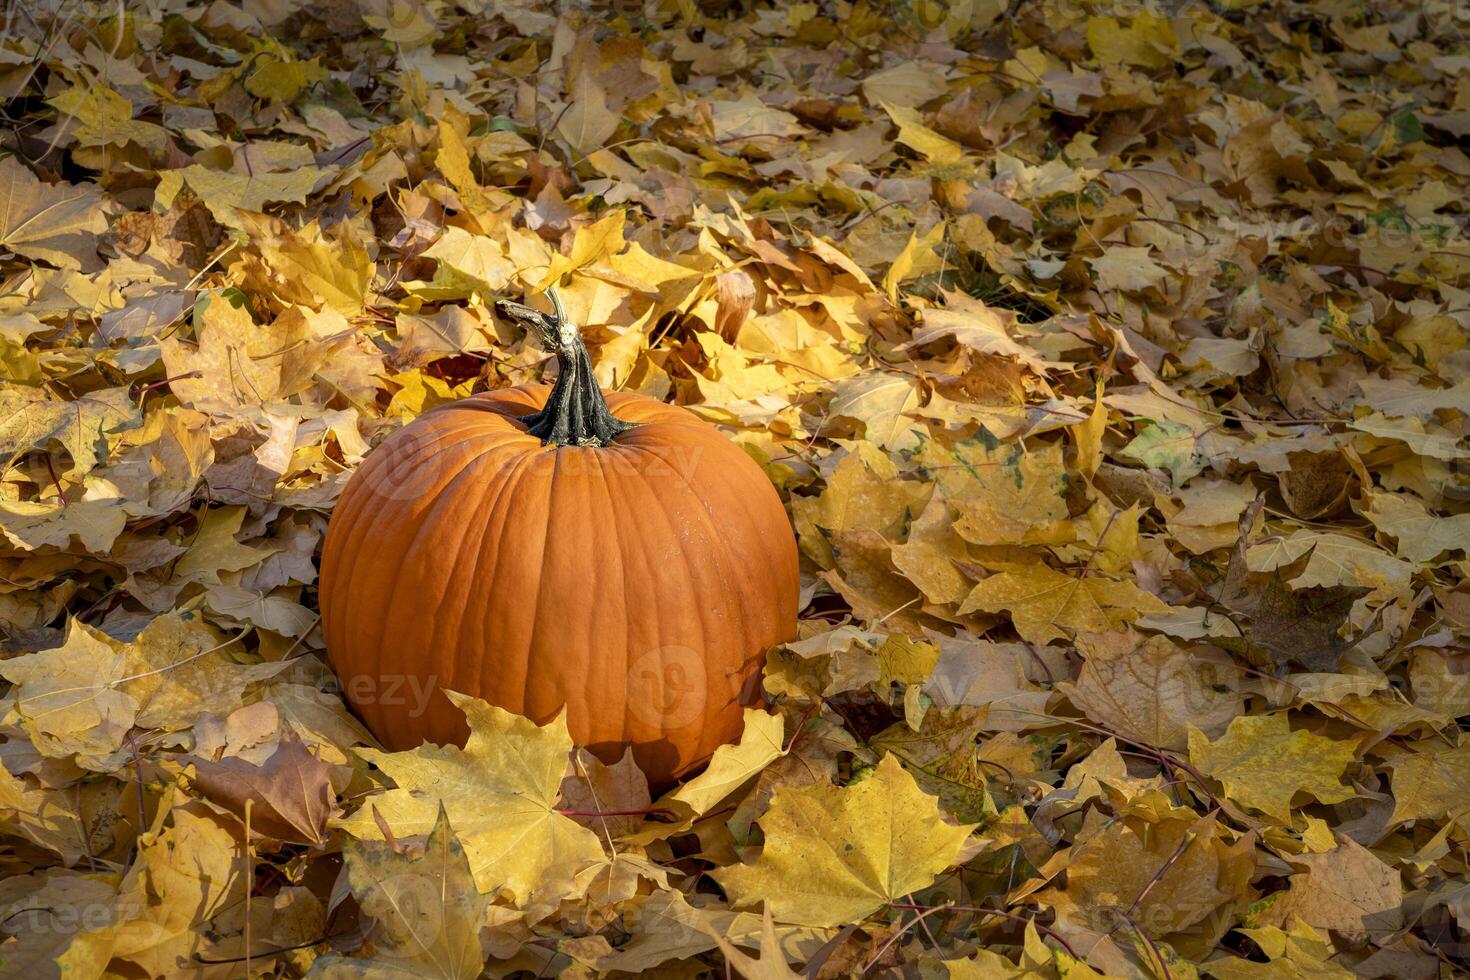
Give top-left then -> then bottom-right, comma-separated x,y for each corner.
1262,835 -> 1404,942
340,805 -> 490,979
0,156 -> 109,269
334,692 -> 603,903
1188,714 -> 1356,823
960,563 -> 1169,644
715,754 -> 976,927
1065,631 -> 1240,752
190,737 -> 337,844
668,709 -> 786,817
1386,744 -> 1470,825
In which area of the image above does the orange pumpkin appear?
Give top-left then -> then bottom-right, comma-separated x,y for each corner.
319,287 -> 799,784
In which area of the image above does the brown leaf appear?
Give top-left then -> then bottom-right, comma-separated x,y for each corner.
190,737 -> 337,844
1263,836 -> 1404,942
1216,500 -> 1372,671
1065,631 -> 1240,752
1275,451 -> 1356,519
557,747 -> 653,839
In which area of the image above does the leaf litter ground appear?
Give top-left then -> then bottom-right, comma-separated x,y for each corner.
1,0 -> 1469,977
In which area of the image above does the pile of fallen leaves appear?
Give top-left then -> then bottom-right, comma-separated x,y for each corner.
2,0 -> 1469,975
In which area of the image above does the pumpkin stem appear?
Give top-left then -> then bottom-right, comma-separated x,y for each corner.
494,286 -> 637,447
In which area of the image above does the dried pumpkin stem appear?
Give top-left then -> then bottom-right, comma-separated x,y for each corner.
495,286 -> 637,447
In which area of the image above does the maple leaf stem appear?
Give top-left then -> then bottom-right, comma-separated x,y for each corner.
120,732 -> 148,873
782,700 -> 822,753
906,891 -> 942,948
1125,832 -> 1195,923
863,902 -> 952,973
132,371 -> 203,403
39,450 -> 65,506
1115,909 -> 1173,980
555,806 -> 676,818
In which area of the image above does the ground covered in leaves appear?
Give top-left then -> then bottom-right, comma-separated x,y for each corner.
2,0 -> 1469,976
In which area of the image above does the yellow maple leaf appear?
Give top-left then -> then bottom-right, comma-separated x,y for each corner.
1387,744 -> 1470,824
422,226 -> 517,300
665,709 -> 786,818
434,115 -> 498,218
234,213 -> 373,315
1188,714 -> 1356,823
0,757 -> 90,862
1040,812 -> 1254,960
1360,490 -> 1470,564
47,84 -> 168,152
158,291 -> 286,411
539,211 -> 628,289
159,164 -> 331,228
339,806 -> 489,978
959,564 -> 1167,644
172,506 -> 278,585
1089,245 -> 1169,292
712,908 -> 803,980
1246,528 -> 1414,599
715,754 -> 975,927
915,435 -> 1070,548
111,798 -> 247,976
0,619 -> 135,759
335,692 -> 603,904
0,156 -> 109,270
880,101 -> 964,165
556,71 -> 622,154
828,372 -> 926,452
1086,13 -> 1179,69
882,221 -> 946,302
